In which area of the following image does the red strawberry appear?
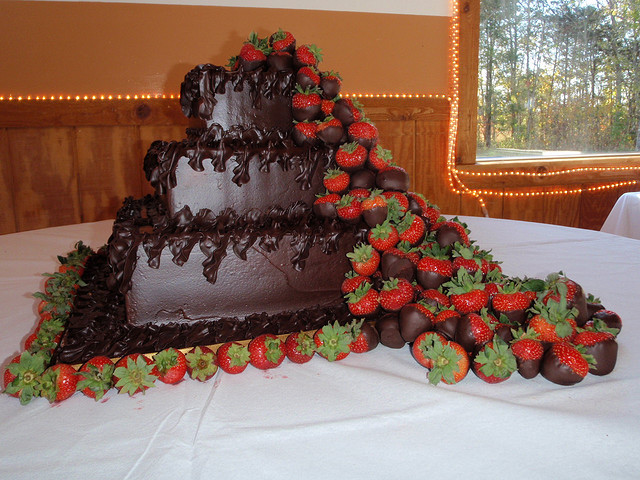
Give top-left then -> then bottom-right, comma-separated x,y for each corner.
455,312 -> 495,353
269,29 -> 296,52
380,244 -> 417,282
313,192 -> 340,219
436,218 -> 470,247
379,277 -> 414,312
411,331 -> 448,368
416,247 -> 453,290
113,354 -> 159,396
185,346 -> 218,382
314,322 -> 352,361
345,282 -> 380,317
296,66 -> 321,88
76,355 -> 115,400
348,188 -> 371,199
321,98 -> 335,116
451,245 -> 482,276
24,331 -> 39,351
472,337 -> 517,383
361,191 -> 389,228
434,308 -> 461,340
341,271 -> 371,294
294,44 -> 323,67
40,363 -> 79,403
292,121 -> 318,146
153,347 -> 188,384
573,330 -> 618,376
216,342 -> 250,374
323,168 -> 350,193
316,116 -> 344,145
367,145 -> 393,171
3,351 -> 46,405
285,332 -> 316,364
368,220 -> 400,251
424,340 -> 470,385
491,283 -> 532,325
510,333 -> 544,379
248,334 -> 286,370
444,270 -> 489,314
397,212 -> 426,246
528,298 -> 578,344
348,319 -> 379,353
347,243 -> 380,276
333,97 -> 364,126
335,141 -> 368,172
336,194 -> 362,223
235,32 -> 271,71
320,70 -> 342,98
399,302 -> 436,342
382,191 -> 409,215
543,274 -> 589,327
347,119 -> 379,149
420,288 -> 452,309
376,165 -> 410,192
541,342 -> 592,386
292,85 -> 322,122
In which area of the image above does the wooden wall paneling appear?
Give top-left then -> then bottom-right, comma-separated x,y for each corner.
501,189 -> 580,227
579,184 -> 639,231
0,128 -> 17,234
138,125 -> 190,196
7,127 -> 81,231
76,126 -> 144,223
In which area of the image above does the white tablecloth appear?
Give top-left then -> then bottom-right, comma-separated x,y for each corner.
601,191 -> 640,239
1,217 -> 639,479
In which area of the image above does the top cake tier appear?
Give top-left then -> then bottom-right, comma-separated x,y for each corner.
180,64 -> 295,131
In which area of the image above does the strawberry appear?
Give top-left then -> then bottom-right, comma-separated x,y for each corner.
382,191 -> 409,215
436,218 -> 470,247
335,141 -> 368,172
540,342 -> 592,386
347,243 -> 380,276
420,288 -> 451,309
380,242 -> 418,281
341,271 -> 371,294
3,351 -> 46,405
216,342 -> 250,374
57,240 -> 92,276
313,322 -> 352,361
451,245 -> 482,276
472,337 -> 517,383
321,98 -> 335,116
320,70 -> 342,98
292,85 -> 322,122
510,332 -> 544,379
411,331 -> 448,368
590,309 -> 623,334
424,340 -> 470,385
454,312 -> 495,354
348,187 -> 371,199
434,308 -> 461,340
379,277 -> 415,312
444,270 -> 489,314
345,282 -> 380,317
333,97 -> 364,126
368,220 -> 400,251
399,302 -> 435,342
361,190 -> 388,228
376,165 -> 410,192
323,168 -> 350,193
347,119 -> 379,149
248,334 -> 286,370
316,116 -> 344,145
294,44 -> 323,67
313,192 -> 340,219
268,50 -> 293,71
284,332 -> 316,364
336,194 -> 362,223
367,145 -> 393,171
40,363 -> 79,403
269,28 -> 296,53
528,298 -> 578,344
185,346 -> 218,382
153,347 -> 188,384
235,32 -> 271,71
491,282 -> 532,325
296,65 -> 320,88
573,330 -> 618,376
348,319 -> 379,353
416,246 -> 453,290
24,331 -> 39,351
76,355 -> 115,400
543,273 -> 589,327
292,121 -> 318,146
397,212 -> 426,246
113,354 -> 159,396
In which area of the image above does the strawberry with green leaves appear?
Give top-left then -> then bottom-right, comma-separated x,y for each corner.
528,297 -> 578,344
154,347 -> 188,384
472,337 -> 517,383
294,44 -> 323,68
3,351 -> 46,405
113,354 -> 159,396
416,244 -> 453,290
573,330 -> 618,376
379,277 -> 414,312
543,273 -> 589,327
368,220 -> 400,251
444,270 -> 490,315
347,119 -> 378,149
336,194 -> 362,223
510,329 -> 544,379
411,331 -> 447,368
541,342 -> 593,386
314,322 -> 352,361
235,32 -> 271,71
248,334 -> 286,370
341,271 -> 371,295
40,363 -> 79,403
217,342 -> 250,374
367,145 -> 393,171
269,29 -> 296,53
348,319 -> 379,353
361,190 -> 388,228
285,332 -> 316,364
424,340 -> 470,385
185,346 -> 218,382
397,212 -> 426,247
451,245 -> 482,276
323,168 -> 350,193
347,243 -> 380,276
491,281 -> 532,325
345,282 -> 380,317
335,141 -> 368,172
292,85 -> 322,122
76,355 -> 115,400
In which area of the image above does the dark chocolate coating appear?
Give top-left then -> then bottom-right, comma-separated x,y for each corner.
416,270 -> 449,290
320,77 -> 341,99
454,314 -> 488,354
516,358 -> 541,379
492,307 -> 528,326
493,324 -> 514,344
399,304 -> 433,342
436,224 -> 464,248
267,52 -> 293,71
585,338 -> 618,376
434,314 -> 459,341
362,205 -> 388,228
381,251 -> 415,282
332,98 -> 358,126
350,168 -> 376,190
360,322 -> 380,351
376,168 -> 410,192
375,314 -> 406,349
293,103 -> 321,123
540,349 -> 585,386
316,124 -> 344,146
592,310 -> 623,332
313,201 -> 338,220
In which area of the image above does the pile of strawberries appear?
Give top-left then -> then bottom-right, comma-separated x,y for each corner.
2,31 -> 624,405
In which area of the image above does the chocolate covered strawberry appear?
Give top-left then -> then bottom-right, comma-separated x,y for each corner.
573,330 -> 618,376
510,330 -> 544,379
420,288 -> 451,309
113,354 -> 159,396
379,277 -> 415,312
455,311 -> 495,354
269,28 -> 296,53
217,342 -> 250,374
320,71 -> 342,98
185,346 -> 218,382
323,168 -> 350,193
294,43 -> 323,68
296,66 -> 320,89
361,191 -> 388,228
292,121 -> 318,146
316,116 -> 344,145
248,334 -> 286,370
154,347 -> 188,384
347,243 -> 380,276
76,355 -> 115,400
314,322 -> 351,361
332,97 -> 363,126
380,244 -> 417,281
472,337 -> 517,384
347,119 -> 378,149
416,244 -> 453,290
376,165 -> 410,192
433,308 -> 461,340
348,319 -> 379,353
368,220 -> 400,251
436,218 -> 470,247
335,141 -> 368,172
345,281 -> 380,317
444,270 -> 489,314
3,351 -> 46,405
236,32 -> 271,71
292,85 -> 322,122
40,363 -> 79,403
491,282 -> 532,325
528,297 -> 578,344
285,331 -> 316,364
543,273 -> 589,327
399,302 -> 435,342
336,194 -> 362,223
313,192 -> 340,219
367,145 -> 393,171
540,342 -> 593,386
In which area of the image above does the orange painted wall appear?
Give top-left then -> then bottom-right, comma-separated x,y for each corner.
0,1 -> 451,97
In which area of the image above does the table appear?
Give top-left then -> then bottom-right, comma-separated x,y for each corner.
601,191 -> 640,240
1,217 -> 639,479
